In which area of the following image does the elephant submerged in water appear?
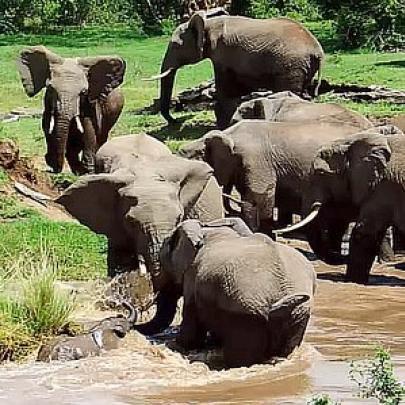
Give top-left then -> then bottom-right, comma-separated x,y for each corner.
17,46 -> 126,174
278,131 -> 405,284
160,218 -> 316,368
37,301 -> 137,362
149,10 -> 324,129
56,134 -> 224,336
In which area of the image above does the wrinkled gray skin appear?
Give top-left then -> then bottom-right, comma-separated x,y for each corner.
56,134 -> 224,336
37,302 -> 137,362
302,132 -> 405,284
160,11 -> 324,129
231,93 -> 372,128
160,218 -> 316,368
179,119 -> 372,247
17,46 -> 125,174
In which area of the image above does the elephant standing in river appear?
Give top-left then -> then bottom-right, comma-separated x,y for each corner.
160,218 -> 316,368
57,134 -> 224,335
150,11 -> 324,129
283,132 -> 405,284
17,46 -> 126,174
179,119 -> 372,244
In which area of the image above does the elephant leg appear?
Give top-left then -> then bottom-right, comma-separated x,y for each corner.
65,131 -> 85,175
377,227 -> 395,263
107,240 -> 138,278
177,299 -> 206,350
215,96 -> 240,130
222,314 -> 267,368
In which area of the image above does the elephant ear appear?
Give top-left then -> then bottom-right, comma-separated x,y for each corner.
162,220 -> 203,285
312,141 -> 350,175
78,56 -> 126,102
56,171 -> 134,240
347,134 -> 391,205
178,159 -> 214,212
16,46 -> 63,97
189,12 -> 206,58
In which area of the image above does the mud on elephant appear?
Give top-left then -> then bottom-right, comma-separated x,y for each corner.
17,46 -> 126,174
149,11 -> 324,129
160,218 -> 316,368
56,135 -> 224,336
284,132 -> 405,284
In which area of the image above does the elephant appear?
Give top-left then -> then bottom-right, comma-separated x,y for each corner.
148,10 -> 324,129
159,218 -> 316,368
277,131 -> 405,284
231,92 -> 373,128
95,133 -> 172,173
56,137 -> 224,335
37,301 -> 137,362
17,46 -> 126,174
179,119 -> 373,246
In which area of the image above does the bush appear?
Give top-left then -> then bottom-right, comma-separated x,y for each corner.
0,251 -> 75,361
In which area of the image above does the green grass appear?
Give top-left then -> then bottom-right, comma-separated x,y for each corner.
0,26 -> 404,158
0,218 -> 107,281
0,250 -> 76,361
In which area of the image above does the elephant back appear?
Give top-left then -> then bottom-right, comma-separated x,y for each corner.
187,176 -> 224,222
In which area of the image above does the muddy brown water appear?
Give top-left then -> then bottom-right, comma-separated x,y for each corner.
0,239 -> 404,405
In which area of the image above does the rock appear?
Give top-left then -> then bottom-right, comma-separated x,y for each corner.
0,139 -> 19,169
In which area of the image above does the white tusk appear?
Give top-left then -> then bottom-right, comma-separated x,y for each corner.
222,193 -> 243,206
273,203 -> 322,235
142,68 -> 174,81
75,116 -> 84,133
138,255 -> 147,276
49,115 -> 55,134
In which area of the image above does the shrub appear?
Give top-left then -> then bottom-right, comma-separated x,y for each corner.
349,346 -> 405,404
0,250 -> 75,361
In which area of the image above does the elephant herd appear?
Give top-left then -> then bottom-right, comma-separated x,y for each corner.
16,11 -> 405,368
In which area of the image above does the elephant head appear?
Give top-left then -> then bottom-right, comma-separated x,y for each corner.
145,9 -> 227,123
56,158 -> 216,335
160,218 -> 252,286
17,46 -> 126,173
179,130 -> 237,194
275,132 -> 391,236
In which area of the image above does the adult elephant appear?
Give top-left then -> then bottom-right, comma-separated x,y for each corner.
277,132 -> 405,284
150,10 -> 324,129
179,119 -> 372,250
17,46 -> 126,174
160,218 -> 316,368
56,135 -> 224,335
231,92 -> 372,128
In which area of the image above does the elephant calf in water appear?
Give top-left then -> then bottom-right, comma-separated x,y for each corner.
37,302 -> 137,362
160,218 -> 316,368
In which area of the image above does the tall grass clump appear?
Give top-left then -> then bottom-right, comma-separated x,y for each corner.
0,249 -> 75,361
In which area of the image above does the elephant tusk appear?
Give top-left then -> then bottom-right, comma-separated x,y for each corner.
273,203 -> 322,235
142,68 -> 174,81
138,255 -> 147,276
222,193 -> 244,206
75,116 -> 84,133
49,115 -> 55,134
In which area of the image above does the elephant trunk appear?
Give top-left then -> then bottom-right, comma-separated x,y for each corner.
46,113 -> 71,173
133,225 -> 179,336
160,50 -> 178,124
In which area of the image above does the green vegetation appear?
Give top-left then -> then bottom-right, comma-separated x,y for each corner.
0,250 -> 75,361
350,346 -> 405,404
308,347 -> 405,405
0,219 -> 107,281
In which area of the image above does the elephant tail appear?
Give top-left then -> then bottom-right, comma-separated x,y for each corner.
268,294 -> 310,319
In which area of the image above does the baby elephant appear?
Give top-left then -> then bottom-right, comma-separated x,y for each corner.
160,218 -> 316,368
37,302 -> 137,362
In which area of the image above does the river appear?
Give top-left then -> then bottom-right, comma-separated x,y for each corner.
0,239 -> 404,405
